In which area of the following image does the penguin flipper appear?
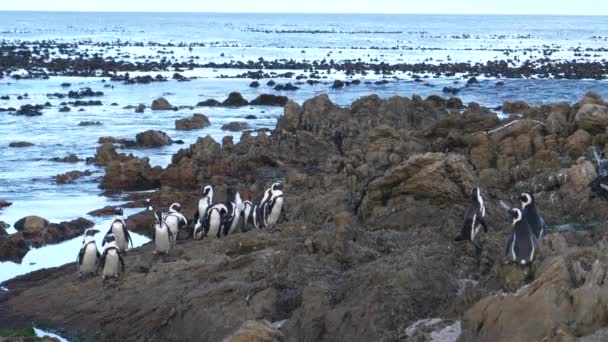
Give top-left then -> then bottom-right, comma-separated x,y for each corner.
504,235 -> 514,257
77,247 -> 85,266
97,250 -> 107,272
102,227 -> 113,246
193,210 -> 199,225
479,217 -> 488,233
124,227 -> 133,249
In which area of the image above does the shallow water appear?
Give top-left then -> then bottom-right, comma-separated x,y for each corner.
1,12 -> 608,284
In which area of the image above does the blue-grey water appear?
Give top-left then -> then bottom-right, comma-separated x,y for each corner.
1,12 -> 608,287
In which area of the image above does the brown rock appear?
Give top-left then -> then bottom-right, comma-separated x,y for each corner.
575,103 -> 608,134
135,130 -> 173,148
151,97 -> 172,110
221,122 -> 250,132
14,216 -> 49,231
175,114 -> 211,130
502,100 -> 529,113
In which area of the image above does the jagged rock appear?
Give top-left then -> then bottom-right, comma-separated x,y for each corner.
151,97 -> 172,110
101,156 -> 162,191
175,114 -> 210,130
0,200 -> 12,209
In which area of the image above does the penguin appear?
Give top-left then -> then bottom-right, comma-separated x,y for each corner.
520,192 -> 547,239
222,188 -> 244,236
505,208 -> 539,265
163,203 -> 188,247
241,200 -> 253,231
76,228 -> 100,276
153,210 -> 173,254
103,208 -> 133,253
194,203 -> 228,239
98,234 -> 125,280
246,196 -> 265,230
263,184 -> 286,227
192,185 -> 213,226
454,187 -> 488,247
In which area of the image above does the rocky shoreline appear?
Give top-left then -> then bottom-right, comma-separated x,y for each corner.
2,91 -> 608,340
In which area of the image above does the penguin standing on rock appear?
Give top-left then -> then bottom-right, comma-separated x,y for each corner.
163,203 -> 188,248
262,182 -> 286,227
103,208 -> 133,253
454,187 -> 488,250
193,185 -> 213,226
520,192 -> 547,239
77,228 -> 100,277
153,210 -> 173,254
194,203 -> 228,239
222,188 -> 244,236
505,208 -> 539,265
98,234 -> 125,280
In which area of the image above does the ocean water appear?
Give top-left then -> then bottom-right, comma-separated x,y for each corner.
1,12 -> 608,285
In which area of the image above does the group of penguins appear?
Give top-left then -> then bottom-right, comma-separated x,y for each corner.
76,182 -> 286,280
455,187 -> 547,265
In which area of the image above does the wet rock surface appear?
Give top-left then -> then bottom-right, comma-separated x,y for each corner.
0,217 -> 94,263
4,93 -> 608,341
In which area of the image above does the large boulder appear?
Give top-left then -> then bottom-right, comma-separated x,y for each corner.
575,103 -> 608,134
460,254 -> 608,341
223,92 -> 249,106
250,94 -> 289,107
101,156 -> 162,191
135,130 -> 173,148
175,114 -> 211,131
151,97 -> 173,110
14,216 -> 49,232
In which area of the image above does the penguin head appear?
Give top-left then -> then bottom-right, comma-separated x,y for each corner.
84,228 -> 100,237
271,182 -> 284,191
226,187 -> 237,202
114,207 -> 124,217
470,187 -> 480,202
104,234 -> 116,244
202,185 -> 213,197
509,208 -> 522,222
520,193 -> 534,207
169,203 -> 182,212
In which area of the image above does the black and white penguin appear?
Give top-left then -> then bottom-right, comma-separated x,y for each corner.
454,187 -> 488,246
98,234 -> 125,280
520,192 -> 547,239
222,188 -> 244,236
194,203 -> 228,239
262,183 -> 286,227
76,228 -> 100,276
192,185 -> 213,226
103,208 -> 133,253
153,210 -> 173,254
241,200 -> 253,231
505,208 -> 539,265
163,203 -> 188,247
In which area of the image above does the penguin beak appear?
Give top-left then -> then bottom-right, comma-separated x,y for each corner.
92,229 -> 100,235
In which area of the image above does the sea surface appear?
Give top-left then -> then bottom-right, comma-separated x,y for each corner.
1,12 -> 608,288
